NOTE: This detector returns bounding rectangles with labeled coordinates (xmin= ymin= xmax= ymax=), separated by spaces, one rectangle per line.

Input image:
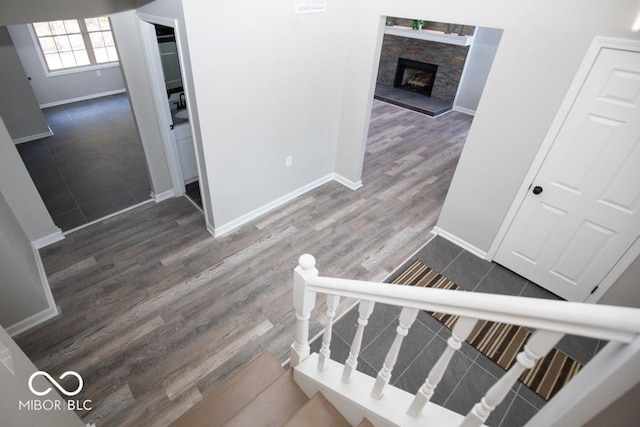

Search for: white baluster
xmin=290 ymin=254 xmax=318 ymax=367
xmin=317 ymin=294 xmax=341 ymax=372
xmin=371 ymin=307 xmax=419 ymax=399
xmin=460 ymin=330 xmax=564 ymax=427
xmin=342 ymin=300 xmax=375 ymax=384
xmin=408 ymin=316 xmax=477 ymax=417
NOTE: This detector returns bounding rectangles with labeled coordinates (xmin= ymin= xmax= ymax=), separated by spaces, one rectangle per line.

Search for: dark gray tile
xmin=519 ymin=282 xmax=562 ymax=300
xmin=474 ymin=351 xmax=507 ymax=381
xmin=436 ymin=321 xmax=483 ymax=360
xmin=474 ymin=265 xmax=528 ymax=295
xmin=556 ymin=334 xmax=599 ymax=365
xmin=444 ymin=363 xmax=515 ymax=427
xmin=414 ymin=235 xmax=463 ymax=272
xmin=79 ymin=190 xmax=137 ymax=222
xmin=314 ymin=333 xmax=378 ymax=378
xmin=441 ymin=251 xmax=493 ymax=290
xmin=333 ymin=303 xmax=401 ymax=351
xmin=394 ymin=334 xmax=474 ymax=406
xmin=53 ymin=208 xmax=86 ymax=231
xmin=499 ymin=394 xmax=538 ymax=427
xmin=416 ymin=310 xmax=443 ymax=334
xmin=361 ymin=318 xmax=436 ymax=377
xmin=515 ymin=382 xmax=547 ymax=410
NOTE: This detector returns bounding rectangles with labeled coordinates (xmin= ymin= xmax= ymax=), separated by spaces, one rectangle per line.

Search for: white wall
xmin=110 ymin=10 xmax=174 ymax=197
xmin=0 ymin=325 xmax=84 ymax=427
xmin=0 ymin=118 xmax=59 ymax=242
xmin=182 ymin=0 xmax=350 ymax=228
xmin=7 ymin=24 xmax=126 ymax=107
xmin=454 ymin=27 xmax=503 ymax=114
xmin=0 ymin=189 xmax=52 ymax=331
xmin=0 ymin=26 xmax=49 ymax=141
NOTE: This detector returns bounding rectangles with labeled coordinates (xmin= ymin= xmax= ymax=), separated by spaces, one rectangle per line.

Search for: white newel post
xmin=290 ymin=254 xmax=318 ymax=368
xmin=342 ymin=300 xmax=375 ymax=384
xmin=318 ymin=294 xmax=340 ymax=372
xmin=408 ymin=316 xmax=478 ymax=417
xmin=371 ymin=307 xmax=419 ymax=399
xmin=460 ymin=330 xmax=564 ymax=427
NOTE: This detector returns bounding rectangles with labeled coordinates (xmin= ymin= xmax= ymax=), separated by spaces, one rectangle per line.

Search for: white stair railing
xmin=290 ymin=254 xmax=640 ymax=427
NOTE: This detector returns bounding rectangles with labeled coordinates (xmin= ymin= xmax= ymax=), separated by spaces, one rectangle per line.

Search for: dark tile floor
xmin=312 ymin=235 xmax=604 ymax=426
xmin=185 ymin=180 xmax=202 ymax=209
xmin=17 ymin=93 xmax=152 ymax=231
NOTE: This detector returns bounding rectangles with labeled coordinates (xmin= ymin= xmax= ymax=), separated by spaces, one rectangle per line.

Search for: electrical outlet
xmin=286 ymin=156 xmax=292 ymax=167
xmin=96 ymin=70 xmax=102 ymax=77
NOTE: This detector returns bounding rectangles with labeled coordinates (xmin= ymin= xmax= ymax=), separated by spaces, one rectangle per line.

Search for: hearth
xmin=393 ymin=58 xmax=438 ymax=97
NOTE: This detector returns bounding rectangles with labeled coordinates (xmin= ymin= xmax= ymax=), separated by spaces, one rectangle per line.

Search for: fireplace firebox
xmin=393 ymin=58 xmax=438 ymax=97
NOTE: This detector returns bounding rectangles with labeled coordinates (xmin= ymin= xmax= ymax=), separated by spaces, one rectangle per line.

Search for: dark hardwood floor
xmin=15 ymin=100 xmax=472 ymax=426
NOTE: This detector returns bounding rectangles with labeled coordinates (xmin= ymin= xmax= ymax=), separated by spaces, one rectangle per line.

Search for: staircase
xmin=170 ymin=351 xmax=369 ymax=427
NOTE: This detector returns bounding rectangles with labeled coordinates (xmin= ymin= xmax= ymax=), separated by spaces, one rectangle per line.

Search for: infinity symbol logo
xmin=28 ymin=371 xmax=84 ymax=397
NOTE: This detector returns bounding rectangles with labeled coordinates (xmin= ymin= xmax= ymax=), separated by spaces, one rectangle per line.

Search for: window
xmin=32 ymin=17 xmax=118 ymax=72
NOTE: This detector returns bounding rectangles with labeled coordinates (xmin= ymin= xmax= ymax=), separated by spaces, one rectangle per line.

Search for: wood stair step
xmin=170 ymin=351 xmax=285 ymax=427
xmin=223 ymin=369 xmax=308 ymax=427
xmin=358 ymin=417 xmax=375 ymax=427
xmin=284 ymin=392 xmax=350 ymax=427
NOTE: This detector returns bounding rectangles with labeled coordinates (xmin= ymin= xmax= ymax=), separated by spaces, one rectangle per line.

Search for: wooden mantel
xmin=384 ymin=26 xmax=474 ymax=46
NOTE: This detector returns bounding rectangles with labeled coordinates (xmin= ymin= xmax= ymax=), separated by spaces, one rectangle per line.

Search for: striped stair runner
xmin=392 ymin=259 xmax=582 ymax=401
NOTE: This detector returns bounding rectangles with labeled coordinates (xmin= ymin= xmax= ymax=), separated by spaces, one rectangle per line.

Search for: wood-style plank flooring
xmin=15 ymin=101 xmax=472 ymax=426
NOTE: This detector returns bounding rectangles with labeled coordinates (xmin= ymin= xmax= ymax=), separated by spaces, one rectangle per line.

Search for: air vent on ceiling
xmin=295 ymin=0 xmax=326 ymax=14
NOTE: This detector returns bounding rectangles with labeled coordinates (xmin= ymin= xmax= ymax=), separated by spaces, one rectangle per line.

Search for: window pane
xmin=89 ymin=32 xmax=104 ymax=48
xmin=102 ymin=31 xmax=114 ymax=47
xmin=106 ymin=46 xmax=118 ymax=62
xmin=50 ymin=21 xmax=67 ymax=35
xmin=39 ymin=37 xmax=57 ymax=54
xmin=69 ymin=34 xmax=85 ymax=50
xmin=45 ymin=53 xmax=63 ymax=70
xmin=93 ymin=47 xmax=108 ymax=63
xmin=33 ymin=22 xmax=51 ymax=37
xmin=54 ymin=35 xmax=71 ymax=52
xmin=98 ymin=17 xmax=111 ymax=30
xmin=85 ymin=18 xmax=100 ymax=32
xmin=63 ymin=20 xmax=80 ymax=33
xmin=60 ymin=51 xmax=77 ymax=68
xmin=74 ymin=50 xmax=90 ymax=66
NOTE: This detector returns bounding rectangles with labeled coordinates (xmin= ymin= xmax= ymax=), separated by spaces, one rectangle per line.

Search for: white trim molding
xmin=39 ymin=89 xmax=126 ymax=109
xmin=214 ymin=174 xmax=335 ymax=237
xmin=32 ymin=228 xmax=65 ymax=249
xmin=332 ymin=173 xmax=363 ymax=190
xmin=7 ymin=245 xmax=60 ymax=337
xmin=432 ymin=226 xmax=489 ymax=260
xmin=13 ymin=127 xmax=53 ymax=144
xmin=452 ymin=106 xmax=476 ymax=116
xmin=152 ymin=189 xmax=175 ymax=203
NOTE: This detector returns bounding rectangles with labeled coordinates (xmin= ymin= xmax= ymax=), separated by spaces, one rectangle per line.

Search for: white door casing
xmin=494 ymin=43 xmax=640 ymax=302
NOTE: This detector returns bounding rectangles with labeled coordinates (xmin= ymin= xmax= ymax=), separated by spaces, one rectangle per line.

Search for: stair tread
xmin=170 ymin=351 xmax=285 ymax=427
xmin=358 ymin=418 xmax=375 ymax=427
xmin=284 ymin=393 xmax=350 ymax=427
xmin=223 ymin=369 xmax=308 ymax=427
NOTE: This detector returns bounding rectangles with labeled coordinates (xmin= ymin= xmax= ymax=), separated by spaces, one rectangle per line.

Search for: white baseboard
xmin=32 ymin=228 xmax=65 ymax=249
xmin=452 ymin=106 xmax=476 ymax=116
xmin=332 ymin=173 xmax=363 ymax=190
xmin=7 ymin=245 xmax=60 ymax=337
xmin=13 ymin=127 xmax=54 ymax=144
xmin=432 ymin=226 xmax=489 ymax=260
xmin=214 ymin=174 xmax=335 ymax=237
xmin=152 ymin=189 xmax=175 ymax=203
xmin=39 ymin=89 xmax=127 ymax=109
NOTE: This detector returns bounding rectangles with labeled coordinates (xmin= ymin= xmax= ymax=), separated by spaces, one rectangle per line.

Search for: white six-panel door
xmin=495 ymin=46 xmax=640 ymax=301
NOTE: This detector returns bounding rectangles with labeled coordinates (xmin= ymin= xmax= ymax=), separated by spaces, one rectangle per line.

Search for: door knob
xmin=532 ymin=186 xmax=543 ymax=195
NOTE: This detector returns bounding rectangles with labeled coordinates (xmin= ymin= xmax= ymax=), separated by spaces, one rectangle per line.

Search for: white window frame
xmin=28 ymin=17 xmax=120 ymax=77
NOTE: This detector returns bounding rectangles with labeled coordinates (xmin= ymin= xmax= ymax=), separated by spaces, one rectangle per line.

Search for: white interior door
xmin=495 ymin=47 xmax=640 ymax=301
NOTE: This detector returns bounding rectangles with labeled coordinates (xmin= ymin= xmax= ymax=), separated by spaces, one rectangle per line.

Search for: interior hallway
xmin=17 ymin=93 xmax=151 ymax=231
xmin=15 ymin=100 xmax=472 ymax=426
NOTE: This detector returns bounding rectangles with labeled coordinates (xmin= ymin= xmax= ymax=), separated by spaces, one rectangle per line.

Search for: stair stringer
xmin=294 ymin=353 xmax=470 ymax=427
